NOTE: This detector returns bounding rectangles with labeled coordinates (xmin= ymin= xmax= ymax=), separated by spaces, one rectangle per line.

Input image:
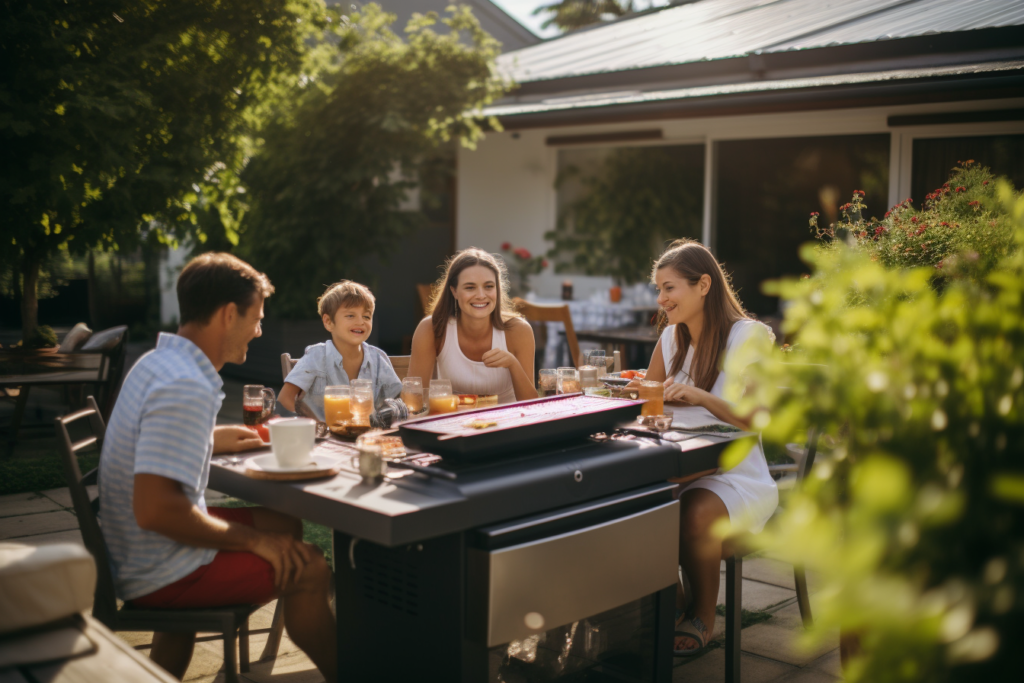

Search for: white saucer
xmin=247 ymin=453 xmax=341 ymax=474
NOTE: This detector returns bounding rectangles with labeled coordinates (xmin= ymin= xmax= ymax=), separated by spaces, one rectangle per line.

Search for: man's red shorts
xmin=132 ymin=507 xmax=277 ymax=609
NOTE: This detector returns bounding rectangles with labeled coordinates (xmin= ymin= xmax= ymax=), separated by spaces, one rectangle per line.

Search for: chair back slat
xmin=280 ymin=353 xmax=298 ymax=382
xmin=416 ymin=284 xmax=434 ymax=317
xmin=388 ymin=355 xmax=411 ymax=381
xmin=55 ymin=396 xmax=119 ymax=624
xmin=512 ymin=298 xmax=582 ymax=368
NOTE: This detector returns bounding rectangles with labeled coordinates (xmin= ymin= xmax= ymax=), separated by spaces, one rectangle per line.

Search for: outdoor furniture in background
xmin=55 ymin=396 xmax=284 ymax=680
xmin=720 ymin=428 xmax=818 ymax=683
xmin=574 ymin=324 xmax=660 ymax=371
xmin=513 ymin=297 xmax=582 ymax=369
xmin=388 ymin=355 xmax=411 ymax=380
xmin=416 ymin=283 xmax=433 ymax=317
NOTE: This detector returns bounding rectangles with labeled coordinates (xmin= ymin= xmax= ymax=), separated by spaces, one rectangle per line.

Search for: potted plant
xmin=500 ymin=243 xmax=548 ymax=299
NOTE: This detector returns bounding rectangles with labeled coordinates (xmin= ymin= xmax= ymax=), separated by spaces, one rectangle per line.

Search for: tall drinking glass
xmin=639 ymin=380 xmax=664 ymax=417
xmin=428 ymin=379 xmax=458 ymax=415
xmin=351 ymin=383 xmax=373 ymax=424
xmin=538 ymin=369 xmax=557 ymax=397
xmin=400 ymin=377 xmax=425 ymax=414
xmin=556 ymin=367 xmax=580 ymax=395
xmin=323 ymin=385 xmax=352 ymax=426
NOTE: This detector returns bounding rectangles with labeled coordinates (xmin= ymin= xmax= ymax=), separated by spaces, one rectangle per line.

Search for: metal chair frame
xmin=55 ymin=397 xmax=277 ymax=682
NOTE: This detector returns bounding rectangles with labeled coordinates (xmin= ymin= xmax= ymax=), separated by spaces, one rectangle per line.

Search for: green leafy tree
xmin=1 ymin=0 xmax=331 ymax=340
xmin=235 ymin=4 xmax=507 ymax=317
xmin=533 ymin=0 xmax=632 ymax=32
xmin=724 ymin=175 xmax=1024 ymax=681
xmin=545 ymin=145 xmax=704 ymax=284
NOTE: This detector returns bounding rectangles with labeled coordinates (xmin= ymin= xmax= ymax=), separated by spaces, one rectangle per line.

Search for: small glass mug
xmin=586 ymin=350 xmax=607 ymax=373
xmin=428 ymin=379 xmax=458 ymax=415
xmin=400 ymin=377 xmax=425 ymax=414
xmin=354 ymin=441 xmax=383 ymax=483
xmin=323 ymin=385 xmax=352 ymax=426
xmin=639 ymin=380 xmax=665 ymax=417
xmin=556 ymin=367 xmax=580 ymax=395
xmin=243 ymin=385 xmax=275 ymax=426
xmin=538 ymin=368 xmax=557 ymax=397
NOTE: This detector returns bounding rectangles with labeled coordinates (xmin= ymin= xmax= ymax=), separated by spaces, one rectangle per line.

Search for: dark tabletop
xmin=573 ymin=325 xmax=660 ymax=346
xmin=208 ymin=427 xmax=753 ymax=547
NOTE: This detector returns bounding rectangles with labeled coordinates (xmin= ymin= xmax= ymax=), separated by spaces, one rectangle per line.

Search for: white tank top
xmin=436 ymin=317 xmax=517 ymax=404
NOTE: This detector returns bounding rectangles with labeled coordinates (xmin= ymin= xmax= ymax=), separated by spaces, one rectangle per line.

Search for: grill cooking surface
xmin=398 ymin=394 xmax=644 ymax=461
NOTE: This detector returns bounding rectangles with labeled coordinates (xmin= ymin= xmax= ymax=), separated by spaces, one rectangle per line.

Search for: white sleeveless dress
xmin=662 ymin=319 xmax=779 ymax=534
xmin=436 ymin=317 xmax=518 ymax=404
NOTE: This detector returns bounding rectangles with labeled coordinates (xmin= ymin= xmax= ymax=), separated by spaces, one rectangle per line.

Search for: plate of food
xmin=599 ymin=369 xmax=647 ymax=386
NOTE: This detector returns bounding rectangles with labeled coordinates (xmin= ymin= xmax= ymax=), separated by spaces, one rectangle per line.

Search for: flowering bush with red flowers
xmin=810 ymin=162 xmax=1020 ymax=278
xmin=499 ymin=242 xmax=548 ymax=297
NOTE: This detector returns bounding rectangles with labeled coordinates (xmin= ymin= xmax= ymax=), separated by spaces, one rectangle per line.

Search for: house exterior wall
xmin=457 ymin=97 xmax=1024 ymax=301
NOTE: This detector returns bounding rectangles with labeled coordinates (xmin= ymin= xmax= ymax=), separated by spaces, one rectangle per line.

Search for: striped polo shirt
xmin=98 ymin=333 xmax=223 ymax=600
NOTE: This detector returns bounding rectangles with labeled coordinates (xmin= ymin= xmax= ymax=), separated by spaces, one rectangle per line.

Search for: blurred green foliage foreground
xmin=722 ymin=167 xmax=1024 ymax=681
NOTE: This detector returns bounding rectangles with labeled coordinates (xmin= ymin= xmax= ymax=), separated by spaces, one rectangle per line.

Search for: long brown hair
xmin=652 ymin=239 xmax=749 ymax=391
xmin=429 ymin=248 xmax=521 ymax=347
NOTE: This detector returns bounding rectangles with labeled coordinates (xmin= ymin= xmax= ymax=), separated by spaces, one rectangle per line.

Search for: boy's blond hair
xmin=317 ymin=281 xmax=375 ymax=320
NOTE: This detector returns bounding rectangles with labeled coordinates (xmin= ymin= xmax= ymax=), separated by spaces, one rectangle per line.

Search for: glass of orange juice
xmin=400 ymin=377 xmax=425 ymax=414
xmin=428 ymin=379 xmax=458 ymax=415
xmin=639 ymin=380 xmax=664 ymax=417
xmin=323 ymin=385 xmax=351 ymax=426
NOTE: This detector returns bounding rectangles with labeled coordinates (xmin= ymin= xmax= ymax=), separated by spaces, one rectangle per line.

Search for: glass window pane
xmin=716 ymin=134 xmax=890 ymax=315
xmin=551 ymin=144 xmax=705 ymax=284
xmin=912 ymin=135 xmax=1024 ymax=206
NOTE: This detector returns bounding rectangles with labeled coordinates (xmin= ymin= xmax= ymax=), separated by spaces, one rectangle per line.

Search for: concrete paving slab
xmin=673 ymin=648 xmax=796 ymax=682
xmin=741 ymin=604 xmax=839 ymax=667
xmin=0 ymin=492 xmax=62 ymax=517
xmin=808 ymin=647 xmax=842 ymax=678
xmin=15 ymin=528 xmax=83 ymax=547
xmin=242 ymin=649 xmax=323 ymax=682
xmin=767 ymin=667 xmax=842 ymax=682
xmin=715 ymin=575 xmax=797 ymax=612
xmin=0 ymin=509 xmax=78 ymax=539
xmin=41 ymin=485 xmax=97 ymax=509
xmin=744 ymin=556 xmax=797 ymax=590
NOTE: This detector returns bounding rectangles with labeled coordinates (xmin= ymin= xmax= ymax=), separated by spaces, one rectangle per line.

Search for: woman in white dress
xmin=642 ymin=239 xmax=778 ymax=656
xmin=408 ymin=248 xmax=537 ymax=403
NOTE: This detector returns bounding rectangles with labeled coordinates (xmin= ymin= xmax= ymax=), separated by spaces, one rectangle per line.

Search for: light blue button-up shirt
xmin=284 ymin=340 xmax=402 ymax=421
xmin=99 ymin=333 xmax=222 ymax=600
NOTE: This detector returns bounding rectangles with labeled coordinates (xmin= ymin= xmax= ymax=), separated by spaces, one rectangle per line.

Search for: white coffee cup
xmin=268 ymin=418 xmax=316 ymax=469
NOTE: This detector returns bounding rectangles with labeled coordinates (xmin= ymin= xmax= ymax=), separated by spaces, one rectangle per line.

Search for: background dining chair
xmin=56 ymin=397 xmax=285 ymax=679
xmin=512 ymin=298 xmax=582 ymax=369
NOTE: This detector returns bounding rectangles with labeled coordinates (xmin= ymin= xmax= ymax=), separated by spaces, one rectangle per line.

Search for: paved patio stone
xmin=15 ymin=528 xmax=83 ymax=547
xmin=740 ymin=604 xmax=840 ymax=667
xmin=0 ymin=509 xmax=78 ymax=539
xmin=715 ymin=575 xmax=797 ymax=612
xmin=673 ymin=647 xmax=797 ymax=682
xmin=768 ymin=667 xmax=842 ymax=682
xmin=808 ymin=648 xmax=842 ymax=677
xmin=41 ymin=485 xmax=98 ymax=509
xmin=743 ymin=556 xmax=799 ymax=590
xmin=242 ymin=649 xmax=323 ymax=682
xmin=0 ymin=491 xmax=62 ymax=517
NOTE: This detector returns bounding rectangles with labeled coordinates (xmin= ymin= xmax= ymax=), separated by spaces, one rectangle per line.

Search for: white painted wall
xmin=457 ymin=97 xmax=1024 ymax=299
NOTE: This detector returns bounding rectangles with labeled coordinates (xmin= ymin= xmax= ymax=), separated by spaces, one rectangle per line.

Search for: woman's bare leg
xmin=675 ymin=488 xmax=729 ymax=650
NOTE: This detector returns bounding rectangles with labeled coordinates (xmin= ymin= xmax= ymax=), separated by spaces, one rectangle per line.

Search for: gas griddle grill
xmin=209 ymin=397 xmax=748 ymax=682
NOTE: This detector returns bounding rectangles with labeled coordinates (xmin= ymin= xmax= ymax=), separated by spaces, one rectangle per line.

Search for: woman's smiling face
xmin=452 ymin=265 xmax=497 ymax=320
xmin=655 ymin=266 xmax=709 ymax=327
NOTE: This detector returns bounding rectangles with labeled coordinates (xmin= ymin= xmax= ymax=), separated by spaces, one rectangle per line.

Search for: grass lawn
xmin=0 ymin=449 xmax=99 ymax=496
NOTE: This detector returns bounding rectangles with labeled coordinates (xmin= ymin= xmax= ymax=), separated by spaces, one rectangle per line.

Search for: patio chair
xmin=78 ymin=325 xmax=129 ymax=419
xmin=55 ymin=397 xmax=281 ymax=682
xmin=416 ymin=283 xmax=434 ymax=317
xmin=720 ymin=427 xmax=818 ymax=683
xmin=512 ymin=298 xmax=582 ymax=368
xmin=388 ymin=355 xmax=411 ymax=380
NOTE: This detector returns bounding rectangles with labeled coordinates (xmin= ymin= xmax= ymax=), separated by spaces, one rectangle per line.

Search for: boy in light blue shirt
xmin=278 ymin=280 xmax=401 ymax=421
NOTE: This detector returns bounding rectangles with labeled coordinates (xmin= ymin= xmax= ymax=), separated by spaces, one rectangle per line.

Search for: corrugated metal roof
xmin=482 ymin=59 xmax=1024 ymax=117
xmin=497 ymin=0 xmax=1024 ymax=83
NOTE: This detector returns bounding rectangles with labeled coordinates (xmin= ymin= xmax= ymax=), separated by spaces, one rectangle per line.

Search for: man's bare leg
xmin=250 ymin=508 xmax=337 ymax=682
xmin=150 ymin=632 xmax=196 ymax=680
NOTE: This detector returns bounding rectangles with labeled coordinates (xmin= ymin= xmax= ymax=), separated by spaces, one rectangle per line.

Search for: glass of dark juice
xmin=243 ymin=384 xmax=276 ymax=426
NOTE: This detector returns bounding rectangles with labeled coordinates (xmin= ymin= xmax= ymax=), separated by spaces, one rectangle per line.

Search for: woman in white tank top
xmin=408 ymin=249 xmax=537 ymax=404
xmin=644 ymin=239 xmax=778 ymax=658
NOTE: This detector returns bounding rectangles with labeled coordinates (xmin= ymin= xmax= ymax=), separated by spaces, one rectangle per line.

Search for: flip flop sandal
xmin=674 ymin=616 xmax=708 ymax=657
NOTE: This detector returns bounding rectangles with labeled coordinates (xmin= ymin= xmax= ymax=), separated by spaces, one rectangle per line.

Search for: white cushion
xmin=0 ymin=543 xmax=96 ymax=634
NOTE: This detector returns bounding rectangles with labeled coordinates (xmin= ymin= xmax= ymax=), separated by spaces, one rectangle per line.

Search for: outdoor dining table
xmin=573 ymin=324 xmax=661 ymax=369
xmin=207 ymin=420 xmax=754 ymax=682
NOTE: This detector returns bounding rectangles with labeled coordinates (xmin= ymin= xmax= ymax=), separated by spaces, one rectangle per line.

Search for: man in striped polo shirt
xmin=99 ymin=253 xmax=336 ymax=681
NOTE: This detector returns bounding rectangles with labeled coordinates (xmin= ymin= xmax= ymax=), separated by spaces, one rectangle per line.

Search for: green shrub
xmin=26 ymin=325 xmax=58 ymax=349
xmin=811 ymin=162 xmax=1017 ymax=279
xmin=723 ymin=179 xmax=1024 ymax=681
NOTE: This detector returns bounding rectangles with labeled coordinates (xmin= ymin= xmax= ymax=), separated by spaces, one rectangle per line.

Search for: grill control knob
xmin=573 ymin=469 xmax=583 ymax=482
xmin=524 ymin=612 xmax=545 ymax=630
